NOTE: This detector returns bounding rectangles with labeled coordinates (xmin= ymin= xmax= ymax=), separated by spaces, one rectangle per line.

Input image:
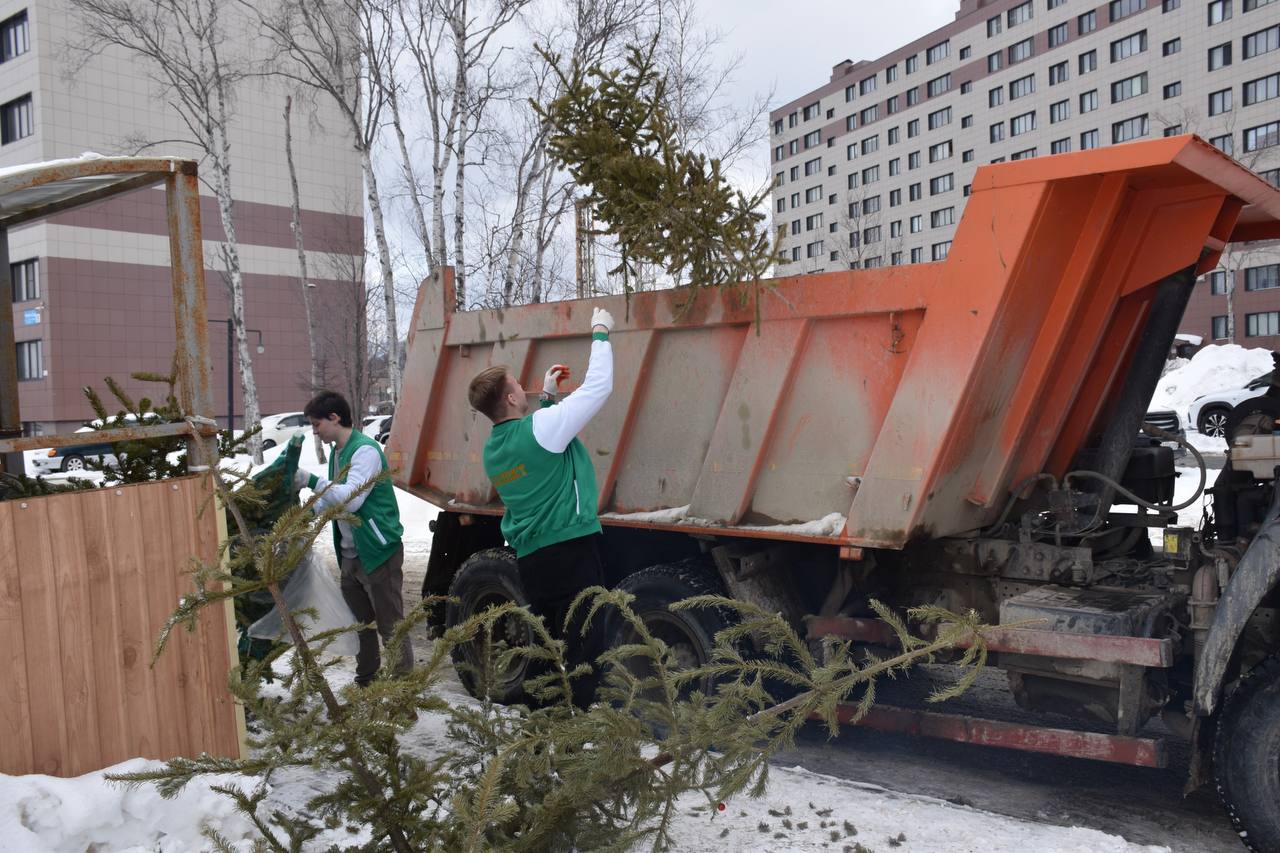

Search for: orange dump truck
xmin=389 ymin=136 xmax=1280 ymax=846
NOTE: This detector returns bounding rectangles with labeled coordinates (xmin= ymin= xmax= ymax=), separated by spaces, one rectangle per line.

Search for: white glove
xmin=591 ymin=306 xmax=614 ymax=333
xmin=543 ymin=364 xmax=569 ymax=395
xmin=293 ymin=468 xmax=310 ymax=491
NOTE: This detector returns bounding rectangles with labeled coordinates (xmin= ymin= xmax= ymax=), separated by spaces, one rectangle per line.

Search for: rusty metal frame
xmin=0 ymin=156 xmax=217 ymax=471
xmin=807 ymin=616 xmax=1174 ymax=668
xmin=826 ymin=704 xmax=1167 ymax=768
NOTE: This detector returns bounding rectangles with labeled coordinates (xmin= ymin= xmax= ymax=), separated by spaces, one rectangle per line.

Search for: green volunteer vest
xmin=309 ymin=429 xmax=403 ymax=572
xmin=484 ymin=403 xmax=602 ymax=558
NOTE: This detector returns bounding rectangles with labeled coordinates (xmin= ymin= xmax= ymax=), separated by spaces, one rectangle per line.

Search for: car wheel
xmin=60 ymin=455 xmax=86 ymax=472
xmin=261 ymin=439 xmax=277 ymax=450
xmin=1198 ymin=406 xmax=1231 ymax=439
xmin=445 ymin=548 xmax=534 ymax=704
xmin=1214 ymin=656 xmax=1280 ymax=852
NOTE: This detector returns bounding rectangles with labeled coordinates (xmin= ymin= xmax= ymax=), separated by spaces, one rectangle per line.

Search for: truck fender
xmin=1194 ymin=511 xmax=1280 ymax=717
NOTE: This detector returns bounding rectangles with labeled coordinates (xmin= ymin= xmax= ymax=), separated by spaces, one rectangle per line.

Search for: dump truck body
xmin=390 ymin=137 xmax=1280 ymax=847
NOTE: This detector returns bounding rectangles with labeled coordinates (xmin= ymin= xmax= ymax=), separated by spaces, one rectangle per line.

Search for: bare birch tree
xmin=66 ymin=0 xmax=266 ymax=460
xmin=243 ymin=0 xmax=404 ymax=403
xmin=284 ymin=94 xmax=322 ymax=392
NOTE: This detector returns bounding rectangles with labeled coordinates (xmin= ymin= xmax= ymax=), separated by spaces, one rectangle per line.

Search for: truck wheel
xmin=613 ymin=559 xmax=733 ymax=694
xmin=1214 ymin=655 xmax=1280 ymax=852
xmin=60 ymin=454 xmax=86 ymax=472
xmin=1198 ymin=406 xmax=1230 ymax=438
xmin=445 ymin=548 xmax=532 ymax=704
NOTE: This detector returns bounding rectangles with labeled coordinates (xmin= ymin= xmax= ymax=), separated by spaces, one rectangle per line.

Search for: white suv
xmin=1189 ymin=372 xmax=1274 ymax=437
xmin=259 ymin=412 xmax=309 ymax=449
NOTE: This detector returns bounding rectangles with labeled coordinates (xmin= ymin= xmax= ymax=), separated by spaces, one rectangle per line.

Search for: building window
xmin=804 ymin=157 xmax=822 ymax=176
xmin=1050 ymin=100 xmax=1070 ymax=123
xmin=1010 ymin=74 xmax=1035 ymax=100
xmin=861 ymin=135 xmax=879 ymax=155
xmin=0 ymin=11 xmax=28 ymax=63
xmin=775 ymin=198 xmax=786 ymax=214
xmin=1078 ymin=10 xmax=1097 ymax=34
xmin=1079 ymin=50 xmax=1098 ymax=74
xmin=1051 ymin=137 xmax=1072 ymax=154
xmin=907 ymin=87 xmax=921 ymax=107
xmin=927 ymin=74 xmax=951 ymax=98
xmin=909 ymin=151 xmax=921 ymax=169
xmin=1111 ymin=72 xmax=1148 ymax=103
xmin=1049 ymin=23 xmax=1069 ymax=48
xmin=988 ymin=51 xmax=1003 ymax=72
xmin=1245 ymin=72 xmax=1280 ymax=105
xmin=932 ymin=241 xmax=952 ymax=261
xmin=910 ymin=215 xmax=923 ymax=233
xmin=863 ymin=226 xmax=881 ymax=244
xmin=1163 ymin=38 xmax=1181 ymax=56
xmin=930 ymin=207 xmax=955 ymax=228
xmin=910 ymin=182 xmax=922 ymax=201
xmin=846 ymin=115 xmax=858 ymax=132
xmin=1112 ymin=113 xmax=1150 ymax=143
xmin=860 ymin=75 xmax=877 ymax=96
xmin=1049 ymin=0 xmax=1067 ymax=7
xmin=1212 ymin=316 xmax=1229 ymax=339
xmin=0 ymin=94 xmax=32 ymax=145
xmin=887 ymin=96 xmax=899 ymax=115
xmin=1110 ymin=0 xmax=1147 ymax=22
xmin=963 ymin=149 xmax=975 ymax=162
xmin=911 ymin=247 xmax=924 ymax=263
xmin=889 ymin=187 xmax=902 ymax=206
xmin=926 ymin=40 xmax=950 ymax=64
xmin=862 ymin=165 xmax=880 ymax=185
xmin=961 ymin=114 xmax=973 ymax=129
xmin=1080 ymin=89 xmax=1100 ymax=112
xmin=805 ymin=185 xmax=823 ymax=203
xmin=908 ymin=118 xmax=920 ymax=138
xmin=845 ymin=86 xmax=856 ymax=103
xmin=789 ymin=139 xmax=799 ymax=155
xmin=1208 ymin=0 xmax=1233 ymax=23
xmin=929 ymin=173 xmax=955 ymax=195
xmin=1010 ymin=147 xmax=1037 ymax=160
xmin=1208 ymin=42 xmax=1232 ymax=70
xmin=1008 ymin=1 xmax=1034 ymax=26
xmin=1081 ymin=128 xmax=1100 ymax=149
xmin=928 ymin=106 xmax=952 ymax=130
xmin=1164 ymin=124 xmax=1183 ymax=136
xmin=803 ymin=130 xmax=821 ymax=148
xmin=1209 ymin=88 xmax=1234 ymax=115
xmin=1246 ymin=264 xmax=1280 ymax=291
xmin=1164 ymin=0 xmax=1181 ymax=9
xmin=806 ymin=213 xmax=824 ymax=231
xmin=1164 ymin=81 xmax=1182 ymax=99
xmin=1245 ymin=120 xmax=1280 ymax=151
xmin=888 ymin=127 xmax=901 ymax=146
xmin=1245 ymin=0 xmax=1276 ymax=9
xmin=1210 ymin=270 xmax=1230 ymax=294
xmin=886 ymin=64 xmax=899 ymax=83
xmin=1008 ymin=37 xmax=1034 ymax=64
xmin=989 ymin=86 xmax=1004 ymax=108
xmin=1211 ymin=133 xmax=1235 ymax=154
xmin=802 ymin=101 xmax=821 ymax=121
xmin=987 ymin=15 xmax=1002 ymax=36
xmin=906 ymin=54 xmax=918 ymax=74
xmin=790 ymin=166 xmax=801 ymax=182
xmin=960 ymin=46 xmax=971 ymax=60
xmin=10 ymin=258 xmax=37 ymax=302
xmin=1011 ymin=111 xmax=1036 ymax=136
xmin=860 ymin=105 xmax=878 ymax=125
xmin=16 ymin=339 xmax=41 ymax=380
xmin=990 ymin=122 xmax=1005 ymax=143
xmin=929 ymin=140 xmax=953 ymax=162
xmin=1111 ymin=31 xmax=1148 ymax=62
xmin=1247 ymin=311 xmax=1280 ymax=336
xmin=1049 ymin=62 xmax=1069 ymax=85
xmin=891 ymin=251 xmax=903 ymax=265
xmin=1243 ymin=25 xmax=1280 ymax=58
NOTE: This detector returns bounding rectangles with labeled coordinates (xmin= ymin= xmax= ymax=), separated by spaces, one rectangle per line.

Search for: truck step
xmin=807 ymin=616 xmax=1174 ymax=667
xmin=823 ymin=703 xmax=1167 ymax=768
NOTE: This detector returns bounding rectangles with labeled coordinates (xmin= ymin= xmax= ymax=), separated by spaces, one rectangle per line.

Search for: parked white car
xmin=1188 ymin=372 xmax=1274 ymax=437
xmin=362 ymin=414 xmax=391 ymax=437
xmin=259 ymin=411 xmax=309 ymax=449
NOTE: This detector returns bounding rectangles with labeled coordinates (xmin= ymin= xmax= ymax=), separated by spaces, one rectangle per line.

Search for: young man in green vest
xmin=468 ymin=307 xmax=614 ymax=706
xmin=297 ymin=391 xmax=412 ymax=686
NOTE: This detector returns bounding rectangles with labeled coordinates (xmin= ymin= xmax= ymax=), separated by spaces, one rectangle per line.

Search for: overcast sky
xmin=693 ymin=0 xmax=960 ymax=174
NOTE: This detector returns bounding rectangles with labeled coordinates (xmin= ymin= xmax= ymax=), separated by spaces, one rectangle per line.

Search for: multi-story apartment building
xmin=770 ymin=0 xmax=1280 ymax=349
xmin=4 ymin=0 xmax=364 ymax=435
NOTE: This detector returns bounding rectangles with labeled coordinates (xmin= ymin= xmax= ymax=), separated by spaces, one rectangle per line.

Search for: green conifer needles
xmin=534 ymin=41 xmax=777 ymax=310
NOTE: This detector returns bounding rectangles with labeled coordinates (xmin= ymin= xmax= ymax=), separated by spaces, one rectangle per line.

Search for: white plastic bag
xmin=248 ymin=548 xmax=361 ymax=656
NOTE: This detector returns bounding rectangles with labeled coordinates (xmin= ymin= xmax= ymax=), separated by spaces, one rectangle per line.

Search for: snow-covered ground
xmin=0 ymin=648 xmax=1170 ymax=853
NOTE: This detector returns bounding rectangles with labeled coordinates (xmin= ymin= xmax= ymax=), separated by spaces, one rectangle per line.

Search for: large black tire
xmin=1198 ymin=405 xmax=1232 ymax=439
xmin=1214 ymin=655 xmax=1280 ymax=852
xmin=262 ymin=439 xmax=277 ymax=450
xmin=612 ymin=559 xmax=733 ymax=694
xmin=60 ymin=454 xmax=86 ymax=472
xmin=445 ymin=548 xmax=534 ymax=704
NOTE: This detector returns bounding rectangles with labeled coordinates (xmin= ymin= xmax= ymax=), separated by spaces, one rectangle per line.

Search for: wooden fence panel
xmin=0 ymin=474 xmax=242 ymax=777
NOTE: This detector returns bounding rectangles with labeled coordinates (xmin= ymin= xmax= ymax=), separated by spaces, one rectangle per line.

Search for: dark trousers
xmin=340 ymin=544 xmax=414 ymax=685
xmin=517 ymin=534 xmax=607 ymax=707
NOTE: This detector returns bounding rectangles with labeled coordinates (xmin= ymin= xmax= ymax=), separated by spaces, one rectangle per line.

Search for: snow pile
xmin=1150 ymin=344 xmax=1274 ymax=417
xmin=0 ymin=759 xmax=259 ymax=852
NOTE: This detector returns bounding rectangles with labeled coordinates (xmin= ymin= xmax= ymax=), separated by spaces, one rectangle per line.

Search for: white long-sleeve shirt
xmin=310 ymin=443 xmax=381 ymax=558
xmin=530 ymin=337 xmax=613 ymax=453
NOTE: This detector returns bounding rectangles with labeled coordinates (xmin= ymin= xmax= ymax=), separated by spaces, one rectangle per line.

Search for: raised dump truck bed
xmin=390 ymin=136 xmax=1279 ymax=549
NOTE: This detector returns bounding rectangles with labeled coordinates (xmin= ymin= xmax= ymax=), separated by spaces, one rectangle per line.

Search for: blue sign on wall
xmin=22 ymin=309 xmax=39 ymax=326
